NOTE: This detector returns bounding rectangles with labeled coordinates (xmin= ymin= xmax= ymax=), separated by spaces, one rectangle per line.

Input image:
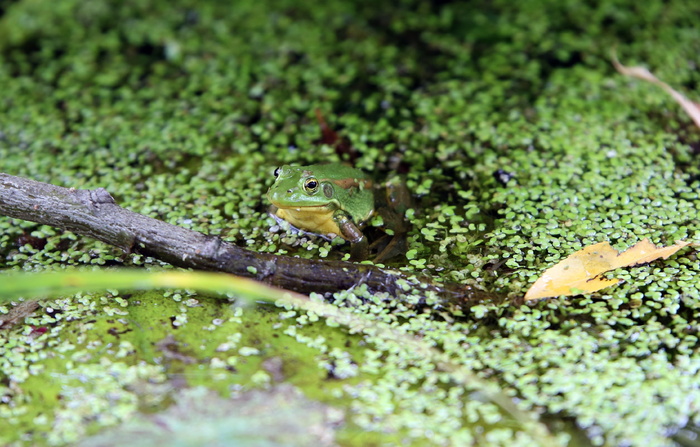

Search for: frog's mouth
xmin=272 ymin=204 xmax=330 ymax=212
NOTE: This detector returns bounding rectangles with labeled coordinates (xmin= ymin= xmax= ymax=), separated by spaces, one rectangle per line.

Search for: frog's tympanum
xmin=266 ymin=163 xmax=409 ymax=262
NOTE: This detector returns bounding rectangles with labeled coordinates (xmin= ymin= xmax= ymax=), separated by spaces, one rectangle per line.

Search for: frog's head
xmin=266 ymin=165 xmax=337 ymax=209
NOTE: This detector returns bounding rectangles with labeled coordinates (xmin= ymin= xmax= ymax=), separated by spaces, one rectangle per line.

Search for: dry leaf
xmin=612 ymin=51 xmax=700 ymax=129
xmin=525 ymin=238 xmax=691 ymax=300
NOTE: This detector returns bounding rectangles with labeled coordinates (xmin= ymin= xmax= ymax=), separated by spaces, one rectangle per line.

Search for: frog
xmin=266 ymin=163 xmax=410 ymax=262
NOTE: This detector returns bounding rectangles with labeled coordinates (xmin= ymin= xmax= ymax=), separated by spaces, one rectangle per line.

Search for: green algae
xmin=2 ymin=0 xmax=700 ymax=445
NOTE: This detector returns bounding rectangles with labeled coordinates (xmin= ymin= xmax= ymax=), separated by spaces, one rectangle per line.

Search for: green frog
xmin=266 ymin=163 xmax=410 ymax=262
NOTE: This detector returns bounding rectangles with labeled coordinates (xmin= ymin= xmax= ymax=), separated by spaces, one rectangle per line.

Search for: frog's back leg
xmin=371 ymin=178 xmax=412 ymax=263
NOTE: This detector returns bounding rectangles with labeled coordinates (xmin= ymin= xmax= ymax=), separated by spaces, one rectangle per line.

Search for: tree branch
xmin=0 ymin=173 xmax=493 ymax=309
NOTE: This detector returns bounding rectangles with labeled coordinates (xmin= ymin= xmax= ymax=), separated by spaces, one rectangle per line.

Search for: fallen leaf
xmin=525 ymin=238 xmax=691 ymax=300
xmin=613 ymin=238 xmax=690 ymax=266
xmin=314 ymin=108 xmax=359 ymax=164
xmin=612 ymin=51 xmax=700 ymax=129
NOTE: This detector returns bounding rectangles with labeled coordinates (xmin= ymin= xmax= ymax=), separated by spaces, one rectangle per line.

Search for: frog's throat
xmin=274 ymin=205 xmax=344 ymax=239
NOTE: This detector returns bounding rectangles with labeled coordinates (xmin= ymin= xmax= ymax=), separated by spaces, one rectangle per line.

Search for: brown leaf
xmin=525 ymin=239 xmax=691 ymax=300
xmin=314 ymin=108 xmax=359 ymax=164
xmin=612 ymin=52 xmax=700 ymax=129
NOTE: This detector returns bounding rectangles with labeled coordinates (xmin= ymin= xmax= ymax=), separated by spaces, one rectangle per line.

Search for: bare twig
xmin=0 ymin=173 xmax=492 ymax=309
xmin=0 ymin=299 xmax=39 ymax=329
xmin=611 ymin=50 xmax=700 ymax=128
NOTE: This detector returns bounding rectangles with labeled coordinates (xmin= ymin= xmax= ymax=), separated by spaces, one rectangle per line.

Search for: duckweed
xmin=3 ymin=0 xmax=700 ymax=445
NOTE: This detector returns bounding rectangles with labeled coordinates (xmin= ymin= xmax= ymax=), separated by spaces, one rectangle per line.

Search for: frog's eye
xmin=273 ymin=167 xmax=281 ymax=178
xmin=304 ymin=178 xmax=319 ymax=193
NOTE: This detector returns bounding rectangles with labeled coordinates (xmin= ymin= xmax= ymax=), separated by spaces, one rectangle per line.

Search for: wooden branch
xmin=0 ymin=173 xmax=493 ymax=309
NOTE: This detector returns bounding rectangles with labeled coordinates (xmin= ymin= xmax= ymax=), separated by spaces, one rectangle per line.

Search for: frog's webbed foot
xmin=349 ymin=236 xmax=369 ymax=262
xmin=369 ymin=202 xmax=410 ymax=263
xmin=370 ymin=233 xmax=407 ymax=264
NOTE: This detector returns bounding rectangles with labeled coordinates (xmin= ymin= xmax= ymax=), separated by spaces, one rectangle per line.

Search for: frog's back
xmin=310 ymin=163 xmax=374 ymax=223
xmin=341 ymin=183 xmax=375 ymax=224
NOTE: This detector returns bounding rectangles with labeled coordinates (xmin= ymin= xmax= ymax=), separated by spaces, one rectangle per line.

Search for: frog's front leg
xmin=333 ymin=211 xmax=369 ymax=261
